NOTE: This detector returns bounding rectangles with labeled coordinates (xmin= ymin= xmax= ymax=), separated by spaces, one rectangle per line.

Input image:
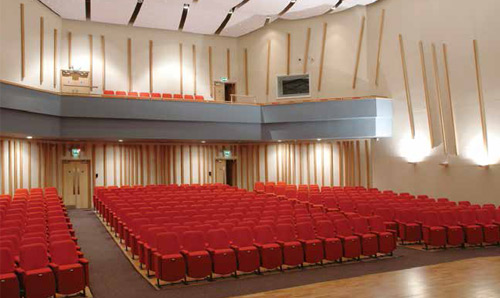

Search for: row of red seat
xmin=255 ymin=182 xmax=500 ymax=249
xmin=0 ymin=188 xmax=89 ymax=298
xmin=95 ymin=184 xmax=397 ymax=286
xmin=102 ymin=90 xmax=205 ymax=101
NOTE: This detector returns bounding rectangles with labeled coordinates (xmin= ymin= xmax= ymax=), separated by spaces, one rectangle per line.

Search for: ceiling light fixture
xmin=317 ymin=138 xmax=322 ymax=142
xmin=26 ymin=136 xmax=33 ymax=139
xmin=118 ymin=139 xmax=123 ymax=143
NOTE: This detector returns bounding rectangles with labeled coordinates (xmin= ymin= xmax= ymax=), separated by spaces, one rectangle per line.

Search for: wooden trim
xmin=68 ymin=32 xmax=72 ymax=68
xmin=442 ymin=44 xmax=458 ymax=156
xmin=0 ymin=140 xmax=4 ymax=194
xmin=113 ymin=145 xmax=117 ymax=185
xmin=313 ymin=143 xmax=317 ymax=184
xmin=399 ymin=34 xmax=415 ymax=139
xmin=356 ymin=140 xmax=361 ymax=186
xmin=172 ymin=146 xmax=177 ymax=184
xmin=103 ymin=144 xmax=107 ymax=187
xmin=145 ymin=145 xmax=150 ymax=185
xmin=8 ymin=141 xmax=12 ymax=194
xmin=20 ymin=142 xmax=24 ymax=188
xmin=306 ymin=144 xmax=311 ymax=184
xmin=127 ymin=38 xmax=132 ymax=92
xmin=374 ymin=9 xmax=385 ymax=86
xmin=364 ymin=140 xmax=371 ymax=188
xmin=352 ymin=16 xmax=365 ymax=89
xmin=91 ymin=144 xmax=96 ymax=188
xmin=179 ymin=43 xmax=183 ymax=94
xmin=119 ymin=145 xmax=123 ymax=186
xmin=256 ymin=145 xmax=260 ymax=182
xmin=226 ymin=48 xmax=231 ymax=79
xmin=53 ymin=29 xmax=57 ymax=88
xmin=431 ymin=43 xmax=448 ymax=155
xmin=89 ymin=35 xmax=93 ymax=92
xmin=286 ymin=33 xmax=291 ymax=75
xmin=303 ymin=28 xmax=311 ymax=74
xmin=14 ymin=141 xmax=18 ymax=190
xmin=244 ymin=48 xmax=249 ymax=95
xmin=208 ymin=47 xmax=213 ymax=97
xmin=473 ymin=40 xmax=489 ymax=156
xmin=189 ymin=145 xmax=193 ymax=184
xmin=266 ymin=40 xmax=271 ymax=96
xmin=419 ymin=41 xmax=434 ymax=147
xmin=140 ymin=145 xmax=144 ymax=185
xmin=192 ymin=45 xmax=197 ymax=95
xmin=20 ymin=4 xmax=25 ymax=80
xmin=321 ymin=143 xmax=325 ymax=186
xmin=149 ymin=40 xmax=153 ymax=93
xmin=197 ymin=145 xmax=201 ymax=183
xmin=249 ymin=146 xmax=253 ymax=189
xmin=101 ymin=35 xmax=106 ymax=91
xmin=330 ymin=142 xmax=334 ymax=186
xmin=317 ymin=23 xmax=327 ymax=92
xmin=276 ymin=144 xmax=280 ymax=182
xmin=40 ymin=17 xmax=44 ymax=84
xmin=298 ymin=143 xmax=302 ymax=184
xmin=338 ymin=142 xmax=343 ymax=187
xmin=180 ymin=146 xmax=184 ymax=184
xmin=245 ymin=146 xmax=250 ymax=189
xmin=264 ymin=144 xmax=268 ymax=182
xmin=28 ymin=142 xmax=32 ymax=189
xmin=38 ymin=142 xmax=42 ymax=188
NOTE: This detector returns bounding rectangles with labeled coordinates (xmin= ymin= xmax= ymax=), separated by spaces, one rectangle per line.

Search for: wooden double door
xmin=62 ymin=160 xmax=91 ymax=209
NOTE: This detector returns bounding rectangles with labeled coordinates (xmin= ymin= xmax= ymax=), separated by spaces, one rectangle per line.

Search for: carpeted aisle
xmin=68 ymin=209 xmax=500 ymax=298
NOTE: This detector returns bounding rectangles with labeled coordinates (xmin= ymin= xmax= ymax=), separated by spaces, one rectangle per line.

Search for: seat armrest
xmin=180 ymin=250 xmax=189 ymax=256
xmin=78 ymin=258 xmax=89 ymax=265
xmin=354 ymin=233 xmax=365 ymax=238
xmin=206 ymin=248 xmax=216 ymax=254
xmin=275 ymin=240 xmax=285 ymax=246
xmin=230 ymin=245 xmax=240 ymax=251
xmin=48 ymin=263 xmax=59 ymax=272
xmin=15 ymin=268 xmax=25 ymax=276
xmin=316 ymin=236 xmax=327 ymax=241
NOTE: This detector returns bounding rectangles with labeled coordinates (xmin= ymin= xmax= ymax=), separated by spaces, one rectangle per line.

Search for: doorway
xmin=62 ymin=160 xmax=91 ymax=209
xmin=215 ymin=159 xmax=237 ymax=186
xmin=224 ymin=83 xmax=236 ymax=102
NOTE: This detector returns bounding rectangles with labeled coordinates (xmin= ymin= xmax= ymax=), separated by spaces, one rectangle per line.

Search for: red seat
xmin=151 ymin=93 xmax=161 ymax=100
xmin=0 ymin=248 xmax=20 ymax=298
xmin=396 ymin=209 xmax=422 ymax=244
xmin=439 ymin=211 xmax=464 ymax=246
xmin=334 ymin=219 xmax=361 ymax=259
xmin=153 ymin=232 xmax=186 ymax=284
xmin=315 ymin=221 xmax=343 ymax=261
xmin=173 ymin=94 xmax=183 ymax=100
xmin=275 ymin=224 xmax=304 ymax=266
xmin=139 ymin=92 xmax=151 ymax=99
xmin=458 ymin=210 xmax=483 ymax=245
xmin=128 ymin=92 xmax=139 ymax=97
xmin=49 ymin=240 xmax=89 ymax=296
xmin=375 ymin=208 xmax=397 ymax=231
xmin=230 ymin=227 xmax=260 ymax=273
xmin=103 ymin=90 xmax=114 ymax=95
xmin=162 ymin=93 xmax=173 ymax=100
xmin=422 ymin=211 xmax=446 ymax=249
xmin=194 ymin=95 xmax=204 ymax=101
xmin=116 ymin=91 xmax=126 ymax=96
xmin=254 ymin=182 xmax=265 ymax=194
xmin=17 ymin=244 xmax=56 ymax=298
xmin=206 ymin=229 xmax=237 ymax=275
xmin=475 ymin=209 xmax=500 ymax=244
xmin=181 ymin=231 xmax=212 ymax=279
xmin=184 ymin=95 xmax=194 ymax=100
xmin=296 ymin=222 xmax=324 ymax=264
xmin=351 ymin=217 xmax=379 ymax=256
xmin=368 ymin=216 xmax=397 ymax=254
xmin=253 ymin=225 xmax=283 ymax=270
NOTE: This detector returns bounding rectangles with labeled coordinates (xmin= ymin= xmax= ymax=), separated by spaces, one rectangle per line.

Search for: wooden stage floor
xmin=234 ymin=256 xmax=500 ymax=298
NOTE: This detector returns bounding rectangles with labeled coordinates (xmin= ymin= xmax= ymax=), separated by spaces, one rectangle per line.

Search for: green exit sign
xmin=221 ymin=77 xmax=228 ymax=82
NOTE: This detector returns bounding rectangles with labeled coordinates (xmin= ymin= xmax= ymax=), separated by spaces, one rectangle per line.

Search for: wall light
xmin=278 ymin=140 xmax=282 ymax=143
xmin=465 ymin=134 xmax=500 ymax=167
xmin=26 ymin=136 xmax=33 ymax=139
xmin=201 ymin=140 xmax=206 ymax=144
xmin=399 ymin=136 xmax=431 ymax=163
xmin=317 ymin=138 xmax=322 ymax=141
xmin=118 ymin=139 xmax=123 ymax=143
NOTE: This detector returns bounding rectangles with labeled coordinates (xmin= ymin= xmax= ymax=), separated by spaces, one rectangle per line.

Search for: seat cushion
xmin=56 ymin=263 xmax=85 ymax=294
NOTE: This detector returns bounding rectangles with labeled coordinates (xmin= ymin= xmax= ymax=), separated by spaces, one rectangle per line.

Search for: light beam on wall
xmin=399 ymin=136 xmax=431 ymax=163
xmin=465 ymin=134 xmax=500 ymax=167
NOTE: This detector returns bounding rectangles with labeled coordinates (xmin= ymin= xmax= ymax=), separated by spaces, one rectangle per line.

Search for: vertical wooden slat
xmin=101 ymin=35 xmax=106 ymax=91
xmin=140 ymin=145 xmax=144 ymax=185
xmin=365 ymin=140 xmax=371 ymax=188
xmin=166 ymin=145 xmax=171 ymax=185
xmin=352 ymin=16 xmax=365 ymax=89
xmin=246 ymin=146 xmax=250 ymax=189
xmin=173 ymin=146 xmax=177 ymax=184
xmin=330 ymin=142 xmax=334 ymax=186
xmin=286 ymin=33 xmax=291 ymax=75
xmin=20 ymin=4 xmax=25 ymax=80
xmin=249 ymin=146 xmax=254 ymax=189
xmin=40 ymin=17 xmax=44 ymax=84
xmin=226 ymin=48 xmax=231 ymax=79
xmin=197 ymin=145 xmax=201 ymax=183
xmin=419 ymin=41 xmax=435 ymax=147
xmin=303 ymin=28 xmax=311 ymax=74
xmin=180 ymin=146 xmax=184 ymax=184
xmin=292 ymin=144 xmax=296 ymax=185
xmin=189 ymin=145 xmax=193 ymax=184
xmin=0 ymin=140 xmax=4 ymax=194
xmin=103 ymin=144 xmax=107 ymax=187
xmin=38 ymin=142 xmax=42 ymax=188
xmin=275 ymin=144 xmax=279 ymax=182
xmin=431 ymin=43 xmax=448 ymax=155
xmin=127 ymin=38 xmax=132 ymax=92
xmin=473 ymin=40 xmax=489 ymax=156
xmin=68 ymin=32 xmax=72 ymax=68
xmin=298 ymin=143 xmax=303 ymax=185
xmin=266 ymin=40 xmax=271 ymax=96
xmin=179 ymin=43 xmax=183 ymax=94
xmin=19 ymin=142 xmax=24 ymax=188
xmin=374 ymin=9 xmax=385 ymax=86
xmin=321 ymin=143 xmax=325 ymax=186
xmin=244 ymin=48 xmax=249 ymax=95
xmin=28 ymin=142 xmax=32 ymax=189
xmin=91 ymin=144 xmax=96 ymax=188
xmin=89 ymin=34 xmax=93 ymax=92
xmin=317 ymin=23 xmax=327 ymax=91
xmin=53 ymin=29 xmax=57 ymax=88
xmin=113 ymin=145 xmax=117 ymax=185
xmin=442 ymin=44 xmax=458 ymax=155
xmin=145 ymin=145 xmax=150 ymax=185
xmin=356 ymin=140 xmax=361 ymax=186
xmin=8 ymin=141 xmax=12 ymax=194
xmin=338 ymin=142 xmax=344 ymax=187
xmin=208 ymin=47 xmax=213 ymax=98
xmin=119 ymin=145 xmax=123 ymax=186
xmin=256 ymin=145 xmax=261 ymax=182
xmin=149 ymin=40 xmax=153 ymax=94
xmin=14 ymin=141 xmax=18 ymax=190
xmin=192 ymin=45 xmax=197 ymax=95
xmin=399 ymin=34 xmax=416 ymax=139
xmin=306 ymin=144 xmax=311 ymax=185
xmin=313 ymin=143 xmax=317 ymax=184
xmin=264 ymin=144 xmax=268 ymax=182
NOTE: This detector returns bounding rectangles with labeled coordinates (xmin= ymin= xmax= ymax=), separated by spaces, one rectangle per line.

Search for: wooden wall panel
xmin=101 ymin=36 xmax=106 ymax=91
xmin=149 ymin=41 xmax=153 ymax=93
xmin=399 ymin=34 xmax=416 ymax=139
xmin=352 ymin=16 xmax=365 ymax=89
xmin=317 ymin=23 xmax=327 ymax=92
xmin=303 ymin=28 xmax=311 ymax=74
xmin=20 ymin=4 xmax=25 ymax=80
xmin=244 ymin=48 xmax=249 ymax=95
xmin=442 ymin=44 xmax=458 ymax=155
xmin=127 ymin=38 xmax=132 ymax=92
xmin=40 ymin=17 xmax=44 ymax=84
xmin=266 ymin=41 xmax=271 ymax=96
xmin=419 ymin=41 xmax=434 ymax=147
xmin=374 ymin=9 xmax=385 ymax=86
xmin=431 ymin=44 xmax=448 ymax=155
xmin=473 ymin=40 xmax=489 ymax=155
xmin=53 ymin=30 xmax=58 ymax=88
xmin=286 ymin=33 xmax=291 ymax=75
xmin=179 ymin=43 xmax=183 ymax=94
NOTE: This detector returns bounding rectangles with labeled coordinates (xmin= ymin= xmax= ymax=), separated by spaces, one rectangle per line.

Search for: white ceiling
xmin=41 ymin=0 xmax=378 ymax=37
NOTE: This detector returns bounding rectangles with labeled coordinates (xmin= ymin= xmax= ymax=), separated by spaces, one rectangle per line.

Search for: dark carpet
xmin=68 ymin=209 xmax=500 ymax=298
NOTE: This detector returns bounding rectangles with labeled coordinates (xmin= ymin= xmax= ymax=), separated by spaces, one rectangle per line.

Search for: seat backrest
xmin=231 ymin=227 xmax=254 ymax=247
xmin=162 ymin=93 xmax=172 ymax=99
xmin=156 ymin=232 xmax=181 ymax=255
xmin=103 ymin=90 xmax=114 ymax=95
xmin=173 ymin=94 xmax=183 ymax=99
xmin=439 ymin=210 xmax=457 ymax=226
xmin=315 ymin=220 xmax=336 ymax=238
xmin=20 ymin=243 xmax=49 ymax=270
xmin=334 ymin=219 xmax=353 ymax=236
xmin=0 ymin=248 xmax=15 ymax=273
xmin=182 ymin=231 xmax=206 ymax=251
xmin=207 ymin=229 xmax=230 ymax=249
xmin=253 ymin=225 xmax=275 ymax=244
xmin=459 ymin=210 xmax=476 ymax=225
xmin=423 ymin=211 xmax=441 ymax=226
xmin=368 ymin=215 xmax=386 ymax=232
xmin=50 ymin=240 xmax=79 ymax=265
xmin=475 ymin=209 xmax=493 ymax=224
xmin=184 ymin=95 xmax=194 ymax=100
xmin=296 ymin=222 xmax=315 ymax=240
xmin=351 ymin=217 xmax=370 ymax=234
xmin=275 ymin=224 xmax=296 ymax=242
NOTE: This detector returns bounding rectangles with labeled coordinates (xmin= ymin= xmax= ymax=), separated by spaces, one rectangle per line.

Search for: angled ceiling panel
xmin=280 ymin=0 xmax=331 ymax=20
xmin=41 ymin=0 xmax=86 ymax=21
xmin=182 ymin=0 xmax=241 ymax=35
xmin=133 ymin=0 xmax=191 ymax=31
xmin=91 ymin=0 xmax=138 ymax=25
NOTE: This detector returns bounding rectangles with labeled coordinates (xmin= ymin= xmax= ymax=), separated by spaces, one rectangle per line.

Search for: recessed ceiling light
xmin=26 ymin=136 xmax=33 ymax=139
xmin=118 ymin=139 xmax=123 ymax=142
